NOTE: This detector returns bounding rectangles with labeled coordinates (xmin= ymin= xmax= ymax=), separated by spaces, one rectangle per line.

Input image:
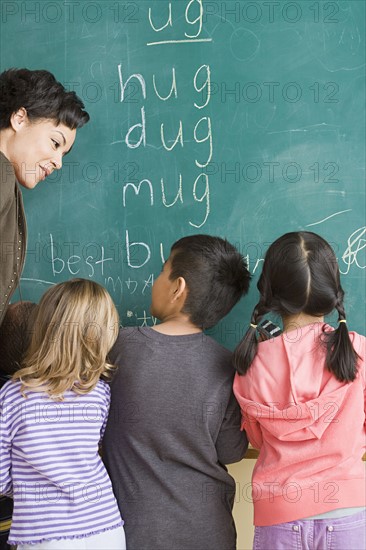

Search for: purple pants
xmin=253 ymin=510 xmax=366 ymax=550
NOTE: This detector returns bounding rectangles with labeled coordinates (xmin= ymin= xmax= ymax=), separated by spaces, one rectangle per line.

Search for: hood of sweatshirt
xmin=234 ymin=323 xmax=354 ymax=442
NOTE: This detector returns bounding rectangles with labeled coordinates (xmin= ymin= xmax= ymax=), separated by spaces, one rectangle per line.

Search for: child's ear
xmin=172 ymin=277 xmax=186 ymax=302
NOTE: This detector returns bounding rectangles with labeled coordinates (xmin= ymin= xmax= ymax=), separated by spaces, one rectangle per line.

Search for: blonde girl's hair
xmin=13 ymin=279 xmax=119 ymax=398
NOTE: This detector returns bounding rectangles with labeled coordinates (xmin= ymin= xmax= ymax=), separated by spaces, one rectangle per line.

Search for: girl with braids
xmin=233 ymin=231 xmax=365 ymax=550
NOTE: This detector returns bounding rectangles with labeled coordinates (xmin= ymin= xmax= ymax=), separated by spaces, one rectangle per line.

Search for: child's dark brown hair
xmin=0 ymin=301 xmax=37 ymax=375
xmin=233 ymin=231 xmax=359 ymax=382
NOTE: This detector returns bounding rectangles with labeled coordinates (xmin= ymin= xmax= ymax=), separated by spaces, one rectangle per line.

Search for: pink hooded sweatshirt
xmin=233 ymin=323 xmax=366 ymax=526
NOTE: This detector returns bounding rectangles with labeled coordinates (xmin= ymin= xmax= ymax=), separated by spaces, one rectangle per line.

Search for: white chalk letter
xmin=194 ymin=64 xmax=211 ymax=109
xmin=161 ymin=173 xmax=183 ymax=207
xmin=161 ymin=120 xmax=184 ymax=151
xmin=189 ymin=173 xmax=210 ymax=228
xmin=125 ymin=107 xmax=146 ymax=149
xmin=118 ymin=64 xmax=146 ymax=102
xmin=153 ymin=68 xmax=178 ymax=101
xmin=148 ymin=3 xmax=172 ymax=32
xmin=185 ymin=0 xmax=203 ymax=38
xmin=125 ymin=230 xmax=151 ymax=269
xmin=123 ymin=179 xmax=154 ymax=207
xmin=194 ymin=116 xmax=213 ymax=167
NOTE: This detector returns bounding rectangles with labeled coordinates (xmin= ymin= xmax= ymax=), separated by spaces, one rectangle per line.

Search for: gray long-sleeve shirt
xmin=103 ymin=327 xmax=248 ymax=550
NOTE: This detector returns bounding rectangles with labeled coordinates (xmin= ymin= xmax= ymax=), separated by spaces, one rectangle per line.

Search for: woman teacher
xmin=0 ymin=68 xmax=89 ymax=550
xmin=0 ymin=68 xmax=89 ymax=326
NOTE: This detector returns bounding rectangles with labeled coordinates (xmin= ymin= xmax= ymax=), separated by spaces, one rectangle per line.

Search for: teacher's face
xmin=9 ymin=109 xmax=76 ymax=189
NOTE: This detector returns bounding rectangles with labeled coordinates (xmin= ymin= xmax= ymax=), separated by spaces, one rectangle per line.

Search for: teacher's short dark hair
xmin=0 ymin=68 xmax=90 ymax=130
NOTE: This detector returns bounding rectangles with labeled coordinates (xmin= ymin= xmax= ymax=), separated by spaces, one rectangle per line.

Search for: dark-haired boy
xmin=103 ymin=235 xmax=251 ymax=550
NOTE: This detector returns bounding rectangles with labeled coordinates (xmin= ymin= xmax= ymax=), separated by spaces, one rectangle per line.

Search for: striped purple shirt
xmin=0 ymin=379 xmax=123 ymax=545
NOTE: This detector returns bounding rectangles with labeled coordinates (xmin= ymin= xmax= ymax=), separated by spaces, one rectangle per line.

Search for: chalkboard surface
xmin=1 ymin=0 xmax=365 ymax=344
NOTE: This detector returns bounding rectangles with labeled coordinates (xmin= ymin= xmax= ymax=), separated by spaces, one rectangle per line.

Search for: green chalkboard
xmin=1 ymin=0 xmax=365 ymax=345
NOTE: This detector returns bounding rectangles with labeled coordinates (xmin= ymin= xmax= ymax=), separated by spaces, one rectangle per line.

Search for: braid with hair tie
xmin=234 ymin=301 xmax=267 ymax=375
xmin=323 ymin=289 xmax=359 ymax=382
xmin=335 ymin=289 xmax=346 ymax=321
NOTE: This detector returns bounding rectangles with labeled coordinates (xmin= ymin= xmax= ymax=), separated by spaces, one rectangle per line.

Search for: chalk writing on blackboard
xmin=340 ymin=227 xmax=366 ymax=275
xmin=306 ymin=210 xmax=352 ymax=227
xmin=152 ymin=69 xmax=177 ymax=101
xmin=118 ymin=2 xmax=213 ymax=232
xmin=11 ymin=0 xmax=364 ymax=335
xmin=147 ymin=1 xmax=212 ymax=46
xmin=20 ymin=221 xmax=365 ymax=326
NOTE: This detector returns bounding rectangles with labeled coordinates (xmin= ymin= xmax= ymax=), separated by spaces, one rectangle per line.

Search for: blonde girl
xmin=0 ymin=279 xmax=126 ymax=550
